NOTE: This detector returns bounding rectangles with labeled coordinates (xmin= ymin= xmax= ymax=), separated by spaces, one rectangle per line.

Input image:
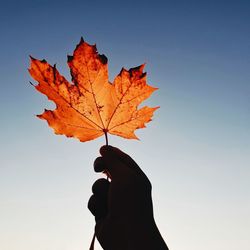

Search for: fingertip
xmin=100 ymin=145 xmax=113 ymax=156
xmin=87 ymin=194 xmax=96 ymax=214
xmin=87 ymin=194 xmax=108 ymax=220
xmin=92 ymin=178 xmax=110 ymax=197
xmin=94 ymin=157 xmax=106 ymax=172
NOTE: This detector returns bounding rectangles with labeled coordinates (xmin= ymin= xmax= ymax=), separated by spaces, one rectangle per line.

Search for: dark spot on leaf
xmin=99 ymin=54 xmax=108 ymax=64
xmin=67 ymin=55 xmax=73 ymax=62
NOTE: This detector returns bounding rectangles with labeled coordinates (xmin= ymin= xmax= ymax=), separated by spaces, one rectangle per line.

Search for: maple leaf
xmin=29 ymin=38 xmax=159 ymax=143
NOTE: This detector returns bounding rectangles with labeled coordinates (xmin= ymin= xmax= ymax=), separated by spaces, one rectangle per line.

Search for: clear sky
xmin=0 ymin=0 xmax=249 ymax=249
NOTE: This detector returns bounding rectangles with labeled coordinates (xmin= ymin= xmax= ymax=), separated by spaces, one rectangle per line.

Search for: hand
xmin=88 ymin=145 xmax=168 ymax=250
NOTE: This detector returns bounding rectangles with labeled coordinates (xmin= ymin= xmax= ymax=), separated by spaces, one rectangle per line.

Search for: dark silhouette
xmin=88 ymin=145 xmax=169 ymax=250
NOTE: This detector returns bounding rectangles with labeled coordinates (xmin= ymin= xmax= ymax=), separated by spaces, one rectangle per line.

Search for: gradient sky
xmin=1 ymin=1 xmax=250 ymax=250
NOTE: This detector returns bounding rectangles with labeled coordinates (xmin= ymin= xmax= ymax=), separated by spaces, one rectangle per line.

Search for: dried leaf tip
xmin=67 ymin=55 xmax=73 ymax=62
xmin=99 ymin=54 xmax=108 ymax=64
xmin=80 ymin=36 xmax=84 ymax=43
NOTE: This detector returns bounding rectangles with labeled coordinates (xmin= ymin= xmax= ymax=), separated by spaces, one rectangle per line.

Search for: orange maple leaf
xmin=29 ymin=38 xmax=159 ymax=143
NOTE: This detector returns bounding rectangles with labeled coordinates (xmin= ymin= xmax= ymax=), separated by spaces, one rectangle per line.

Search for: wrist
xmin=129 ymin=217 xmax=168 ymax=250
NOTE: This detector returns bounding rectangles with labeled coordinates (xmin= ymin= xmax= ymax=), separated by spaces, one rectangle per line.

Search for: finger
xmin=99 ymin=145 xmax=129 ymax=179
xmin=110 ymin=146 xmax=146 ymax=176
xmin=88 ymin=194 xmax=108 ymax=221
xmin=94 ymin=157 xmax=106 ymax=173
xmin=92 ymin=178 xmax=110 ymax=198
xmin=100 ymin=145 xmax=145 ymax=177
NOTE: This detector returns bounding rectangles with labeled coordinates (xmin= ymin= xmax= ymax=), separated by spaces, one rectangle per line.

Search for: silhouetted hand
xmin=88 ymin=145 xmax=169 ymax=250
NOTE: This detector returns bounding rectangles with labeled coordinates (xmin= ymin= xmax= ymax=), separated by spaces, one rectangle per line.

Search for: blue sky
xmin=0 ymin=1 xmax=250 ymax=249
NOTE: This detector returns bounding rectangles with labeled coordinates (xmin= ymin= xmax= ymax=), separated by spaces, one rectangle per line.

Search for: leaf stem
xmin=89 ymin=231 xmax=95 ymax=250
xmin=104 ymin=131 xmax=109 ymax=145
